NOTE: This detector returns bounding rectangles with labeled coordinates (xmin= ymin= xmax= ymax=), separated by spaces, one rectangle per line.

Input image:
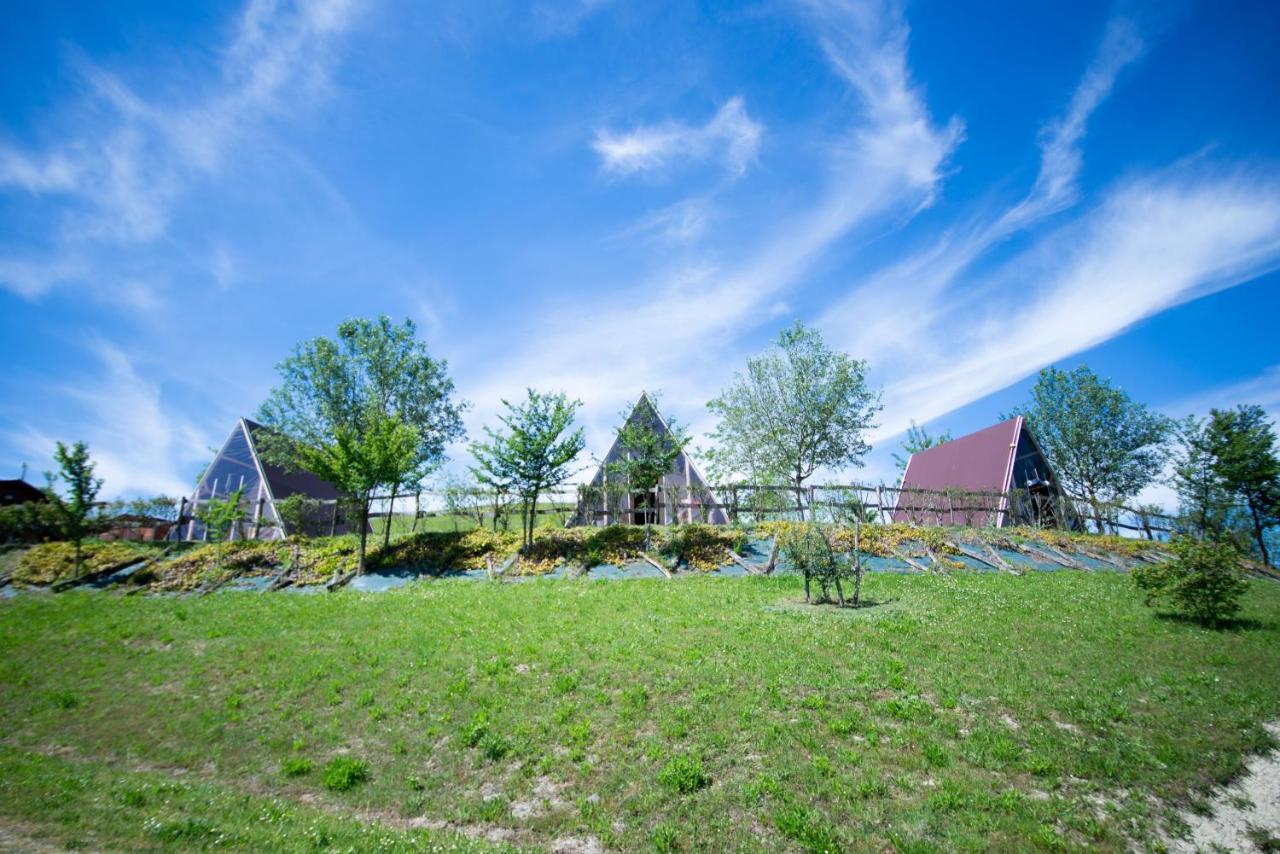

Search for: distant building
xmin=182 ymin=418 xmax=358 ymax=540
xmin=576 ymin=393 xmax=729 ymax=526
xmin=894 ymin=417 xmax=1069 ymax=527
xmin=0 ymin=478 xmax=47 ymax=507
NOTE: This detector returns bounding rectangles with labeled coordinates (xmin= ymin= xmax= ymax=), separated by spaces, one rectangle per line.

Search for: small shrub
xmin=1133 ymin=536 xmax=1248 ymax=625
xmin=282 ymin=756 xmax=312 ymax=777
xmin=48 ymin=690 xmax=80 ymax=710
xmin=651 ymin=822 xmax=679 ymax=852
xmin=322 ymin=756 xmax=369 ymax=792
xmin=461 ymin=711 xmax=489 ymax=747
xmin=658 ymin=753 xmax=709 ymax=795
xmin=480 ymin=733 xmax=513 ymax=761
xmin=774 ymin=803 xmax=841 ymax=852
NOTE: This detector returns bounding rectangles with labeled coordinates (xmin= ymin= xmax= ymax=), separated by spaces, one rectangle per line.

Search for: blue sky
xmin=1 ymin=0 xmax=1278 ymax=500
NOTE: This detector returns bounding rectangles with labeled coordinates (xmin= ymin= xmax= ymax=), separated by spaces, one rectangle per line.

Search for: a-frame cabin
xmin=181 ymin=418 xmax=355 ymax=540
xmin=893 ymin=416 xmax=1071 ymax=527
xmin=576 ymin=393 xmax=729 ymax=526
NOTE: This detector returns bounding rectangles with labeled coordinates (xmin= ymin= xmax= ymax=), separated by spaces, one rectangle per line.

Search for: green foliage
xmin=321 ymin=756 xmax=369 ymax=792
xmin=774 ymin=803 xmax=841 ymax=853
xmin=281 ymin=756 xmax=312 ymax=777
xmin=610 ymin=395 xmax=690 ymax=548
xmin=1203 ymin=405 xmax=1280 ymax=567
xmin=0 ymin=502 xmax=65 ymax=544
xmin=471 ymin=389 xmax=585 ymax=548
xmin=196 ymin=486 xmax=246 ymax=571
xmin=893 ymin=421 xmax=952 ymax=475
xmin=14 ymin=541 xmax=149 ymax=585
xmin=779 ymin=522 xmax=858 ymax=605
xmin=706 ymin=322 xmax=882 ymax=511
xmin=1133 ymin=536 xmax=1248 ymax=625
xmin=256 ymin=315 xmax=467 ymax=572
xmin=658 ymin=523 xmax=747 ymax=571
xmin=657 ymin=753 xmax=709 ymax=794
xmin=273 ymin=494 xmax=327 ymax=538
xmin=44 ymin=441 xmax=104 ymax=575
xmin=1005 ymin=366 xmax=1170 ymax=528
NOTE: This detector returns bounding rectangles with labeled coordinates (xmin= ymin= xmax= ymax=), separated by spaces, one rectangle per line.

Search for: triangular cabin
xmin=181 ymin=418 xmax=358 ymax=540
xmin=893 ymin=417 xmax=1069 ymax=528
xmin=575 ymin=394 xmax=729 ymax=526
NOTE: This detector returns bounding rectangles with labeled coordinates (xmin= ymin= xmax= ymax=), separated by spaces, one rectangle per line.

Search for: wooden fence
xmin=170 ymin=480 xmax=1180 ymax=542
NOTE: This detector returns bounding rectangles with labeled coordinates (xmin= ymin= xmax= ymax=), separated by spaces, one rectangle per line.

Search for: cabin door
xmin=631 ymin=490 xmax=656 ymax=526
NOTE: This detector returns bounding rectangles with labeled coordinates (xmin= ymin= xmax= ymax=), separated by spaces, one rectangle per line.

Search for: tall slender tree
xmin=706 ymin=322 xmax=882 ymax=519
xmin=1004 ymin=366 xmax=1170 ymax=532
xmin=1171 ymin=415 xmax=1233 ymax=539
xmin=257 ymin=316 xmax=467 ymax=574
xmin=1204 ymin=405 xmax=1280 ymax=567
xmin=44 ymin=441 xmax=103 ymax=576
xmin=610 ymin=396 xmax=689 ymax=550
xmin=471 ymin=390 xmax=586 ymax=549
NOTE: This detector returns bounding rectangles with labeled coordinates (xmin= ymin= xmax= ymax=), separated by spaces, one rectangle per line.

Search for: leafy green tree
xmin=471 ymin=390 xmax=585 ymax=549
xmin=257 ymin=316 xmax=467 ymax=574
xmin=1004 ymin=366 xmax=1170 ymax=532
xmin=1204 ymin=405 xmax=1280 ymax=567
xmin=892 ymin=421 xmax=952 ymax=476
xmin=609 ymin=396 xmax=689 ymax=550
xmin=44 ymin=441 xmax=103 ymax=576
xmin=1171 ymin=415 xmax=1233 ymax=540
xmin=706 ymin=322 xmax=882 ymax=518
xmin=197 ymin=486 xmax=246 ymax=571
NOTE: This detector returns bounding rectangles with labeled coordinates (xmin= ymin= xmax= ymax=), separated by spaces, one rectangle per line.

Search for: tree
xmin=1004 ymin=366 xmax=1170 ymax=532
xmin=1170 ymin=415 xmax=1233 ymax=540
xmin=779 ymin=522 xmax=861 ymax=607
xmin=44 ymin=441 xmax=103 ymax=576
xmin=1132 ymin=536 xmax=1248 ymax=626
xmin=609 ymin=396 xmax=689 ymax=550
xmin=892 ymin=421 xmax=952 ymax=476
xmin=1204 ymin=405 xmax=1280 ymax=568
xmin=197 ymin=486 xmax=246 ymax=571
xmin=706 ymin=322 xmax=882 ymax=519
xmin=257 ymin=316 xmax=467 ymax=574
xmin=471 ymin=390 xmax=585 ymax=549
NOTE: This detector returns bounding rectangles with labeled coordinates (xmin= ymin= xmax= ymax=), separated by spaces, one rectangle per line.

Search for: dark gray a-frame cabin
xmin=575 ymin=393 xmax=729 ymax=526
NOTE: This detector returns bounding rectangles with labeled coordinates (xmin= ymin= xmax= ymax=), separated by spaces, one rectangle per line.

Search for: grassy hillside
xmin=2 ymin=572 xmax=1279 ymax=850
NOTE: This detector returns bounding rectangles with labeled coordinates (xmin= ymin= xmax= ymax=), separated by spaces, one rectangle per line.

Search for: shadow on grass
xmin=1152 ymin=612 xmax=1274 ymax=632
xmin=766 ymin=597 xmax=897 ymax=617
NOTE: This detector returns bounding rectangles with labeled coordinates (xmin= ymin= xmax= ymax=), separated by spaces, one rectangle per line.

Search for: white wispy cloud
xmin=1165 ymin=365 xmax=1280 ymax=422
xmin=592 ymin=97 xmax=765 ymax=178
xmin=1000 ymin=15 xmax=1144 ymax=230
xmin=0 ymin=0 xmax=361 ymax=298
xmin=822 ymin=12 xmax=1147 ymax=356
xmin=5 ymin=339 xmax=213 ymax=497
xmin=465 ymin=0 xmax=961 ymax=458
xmin=869 ymin=166 xmax=1280 ymax=441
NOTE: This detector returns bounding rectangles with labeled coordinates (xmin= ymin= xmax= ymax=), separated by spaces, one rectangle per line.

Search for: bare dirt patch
xmin=1172 ymin=722 xmax=1280 ymax=853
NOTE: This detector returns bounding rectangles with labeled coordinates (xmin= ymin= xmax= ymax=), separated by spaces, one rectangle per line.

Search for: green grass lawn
xmin=2 ymin=572 xmax=1279 ymax=851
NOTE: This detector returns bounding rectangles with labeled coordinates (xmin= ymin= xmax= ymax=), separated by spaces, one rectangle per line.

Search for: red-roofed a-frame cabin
xmin=893 ymin=417 xmax=1068 ymax=527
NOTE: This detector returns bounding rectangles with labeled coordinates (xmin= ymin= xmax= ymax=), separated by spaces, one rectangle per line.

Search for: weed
xmin=658 ymin=753 xmax=710 ymax=795
xmin=321 ymin=757 xmax=368 ymax=792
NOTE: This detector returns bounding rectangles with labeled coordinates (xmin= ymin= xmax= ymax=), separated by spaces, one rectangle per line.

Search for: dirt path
xmin=1173 ymin=723 xmax=1280 ymax=852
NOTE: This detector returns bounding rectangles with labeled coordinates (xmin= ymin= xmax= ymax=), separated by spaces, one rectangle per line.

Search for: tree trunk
xmin=853 ymin=516 xmax=863 ymax=606
xmin=1249 ymin=500 xmax=1272 ymax=568
xmin=834 ymin=576 xmax=846 ymax=607
xmin=382 ymin=485 xmax=397 ymax=549
xmin=528 ymin=492 xmax=539 ymax=549
xmin=357 ymin=496 xmax=370 ymax=575
xmin=803 ymin=571 xmax=811 ymax=603
xmin=1088 ymin=490 xmax=1104 ymax=534
xmin=793 ymin=473 xmax=806 ymax=521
